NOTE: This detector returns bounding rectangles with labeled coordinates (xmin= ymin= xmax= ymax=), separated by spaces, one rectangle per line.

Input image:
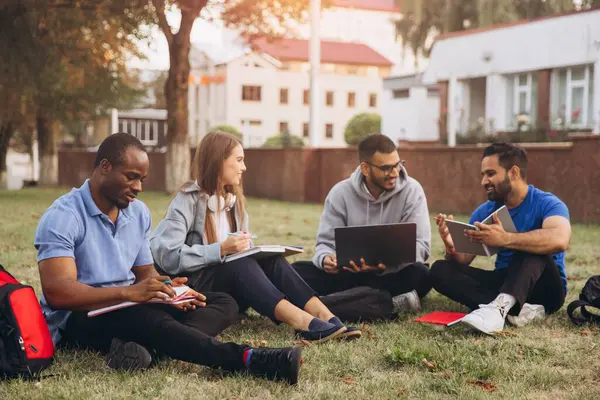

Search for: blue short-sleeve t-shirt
xmin=469 ymin=185 xmax=570 ymax=292
xmin=34 ymin=180 xmax=154 ymax=344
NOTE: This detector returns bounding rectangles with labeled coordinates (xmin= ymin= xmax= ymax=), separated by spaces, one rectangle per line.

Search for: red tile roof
xmin=252 ymin=38 xmax=393 ymax=67
xmin=330 ymin=0 xmax=400 ymax=13
xmin=437 ymin=7 xmax=600 ymax=41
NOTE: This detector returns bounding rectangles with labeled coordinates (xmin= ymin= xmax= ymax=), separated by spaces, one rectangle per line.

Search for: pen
xmin=227 ymin=232 xmax=258 ymax=239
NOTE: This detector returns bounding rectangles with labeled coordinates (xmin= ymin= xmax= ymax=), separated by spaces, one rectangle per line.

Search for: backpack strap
xmin=567 ymin=299 xmax=600 ymax=325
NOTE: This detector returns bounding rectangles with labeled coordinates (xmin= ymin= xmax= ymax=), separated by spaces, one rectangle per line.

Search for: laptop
xmin=334 ymin=223 xmax=417 ymax=268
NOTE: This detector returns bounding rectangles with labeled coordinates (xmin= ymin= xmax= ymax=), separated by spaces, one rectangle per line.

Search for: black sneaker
xmin=295 ymin=318 xmax=347 ymax=343
xmin=105 ymin=338 xmax=152 ymax=371
xmin=247 ymin=346 xmax=302 ymax=385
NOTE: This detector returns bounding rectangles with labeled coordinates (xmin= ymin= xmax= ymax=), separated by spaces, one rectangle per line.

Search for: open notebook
xmin=88 ymin=285 xmax=195 ymax=317
xmin=224 ymin=245 xmax=304 ymax=263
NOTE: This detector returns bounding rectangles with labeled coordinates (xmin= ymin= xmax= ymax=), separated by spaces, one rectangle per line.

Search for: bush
xmin=262 ymin=132 xmax=305 ymax=148
xmin=344 ymin=113 xmax=381 ymax=145
xmin=209 ymin=124 xmax=242 ymax=140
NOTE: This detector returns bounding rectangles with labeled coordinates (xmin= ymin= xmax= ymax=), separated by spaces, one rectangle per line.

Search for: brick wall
xmin=58 ymin=135 xmax=600 ymax=222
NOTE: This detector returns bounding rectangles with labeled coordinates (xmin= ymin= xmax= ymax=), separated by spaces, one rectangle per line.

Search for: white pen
xmin=227 ymin=232 xmax=258 ymax=239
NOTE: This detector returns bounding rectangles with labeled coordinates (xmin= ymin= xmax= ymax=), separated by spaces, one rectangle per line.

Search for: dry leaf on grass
xmin=343 ymin=377 xmax=356 ymax=384
xmin=293 ymin=339 xmax=313 ymax=347
xmin=580 ymin=329 xmax=592 ymax=336
xmin=303 ymin=218 xmax=312 ymax=225
xmin=567 ymin=276 xmax=585 ymax=281
xmin=467 ymin=380 xmax=497 ymax=392
xmin=244 ymin=339 xmax=268 ymax=348
xmin=421 ymin=358 xmax=436 ymax=371
xmin=360 ymin=322 xmax=377 ymax=340
xmin=438 ymin=371 xmax=454 ymax=379
xmin=492 ymin=331 xmax=517 ymax=337
xmin=397 ymin=388 xmax=409 ymax=396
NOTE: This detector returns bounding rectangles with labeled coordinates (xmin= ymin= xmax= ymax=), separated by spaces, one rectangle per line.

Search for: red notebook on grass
xmin=414 ymin=312 xmax=466 ymax=326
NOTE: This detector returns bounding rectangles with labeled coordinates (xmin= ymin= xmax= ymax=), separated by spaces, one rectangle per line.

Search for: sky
xmin=128 ymin=8 xmax=225 ymax=71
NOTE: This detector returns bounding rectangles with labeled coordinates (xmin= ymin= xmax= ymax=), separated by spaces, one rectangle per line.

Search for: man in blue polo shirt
xmin=431 ymin=143 xmax=571 ymax=334
xmin=35 ymin=133 xmax=301 ymax=384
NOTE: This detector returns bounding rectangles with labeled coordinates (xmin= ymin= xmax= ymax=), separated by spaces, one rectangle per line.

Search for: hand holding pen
xmin=220 ymin=231 xmax=255 ymax=257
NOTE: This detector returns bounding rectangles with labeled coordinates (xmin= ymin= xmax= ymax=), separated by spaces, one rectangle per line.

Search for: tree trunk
xmin=0 ymin=123 xmax=14 ymax=189
xmin=37 ymin=108 xmax=58 ymax=186
xmin=164 ymin=24 xmax=194 ymax=193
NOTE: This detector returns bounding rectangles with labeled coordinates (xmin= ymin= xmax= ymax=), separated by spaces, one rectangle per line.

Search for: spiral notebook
xmin=88 ymin=285 xmax=195 ymax=317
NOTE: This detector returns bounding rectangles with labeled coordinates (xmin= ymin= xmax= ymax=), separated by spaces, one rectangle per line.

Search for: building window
xmin=132 ymin=120 xmax=158 ymax=146
xmin=303 ymin=89 xmax=310 ymax=105
xmin=426 ymin=87 xmax=439 ymax=97
xmin=242 ymin=85 xmax=261 ymax=101
xmin=393 ymin=89 xmax=410 ymax=99
xmin=369 ymin=93 xmax=377 ymax=108
xmin=303 ymin=122 xmax=309 ymax=138
xmin=279 ymin=121 xmax=289 ymax=134
xmin=325 ymin=123 xmax=333 ymax=139
xmin=326 ymin=91 xmax=334 ymax=107
xmin=348 ymin=92 xmax=356 ymax=107
xmin=347 ymin=66 xmax=358 ymax=75
xmin=280 ymin=88 xmax=289 ymax=105
xmin=551 ymin=65 xmax=593 ymax=129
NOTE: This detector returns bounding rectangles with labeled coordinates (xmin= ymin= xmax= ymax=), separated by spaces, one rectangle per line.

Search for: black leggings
xmin=60 ymin=292 xmax=248 ymax=371
xmin=194 ymin=256 xmax=317 ymax=322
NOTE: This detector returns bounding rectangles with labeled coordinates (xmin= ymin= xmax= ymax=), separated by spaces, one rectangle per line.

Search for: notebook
xmin=445 ymin=205 xmax=517 ymax=257
xmin=88 ymin=285 xmax=196 ymax=317
xmin=224 ymin=245 xmax=304 ymax=263
xmin=414 ymin=312 xmax=467 ymax=326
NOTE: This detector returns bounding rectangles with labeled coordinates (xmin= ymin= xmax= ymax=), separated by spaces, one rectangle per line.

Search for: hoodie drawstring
xmin=365 ymin=200 xmax=385 ymax=225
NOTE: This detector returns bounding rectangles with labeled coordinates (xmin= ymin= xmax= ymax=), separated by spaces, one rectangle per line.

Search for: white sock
xmin=492 ymin=293 xmax=516 ymax=315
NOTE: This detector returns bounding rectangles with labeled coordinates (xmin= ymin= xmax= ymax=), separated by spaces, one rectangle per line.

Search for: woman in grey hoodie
xmin=150 ymin=131 xmax=360 ymax=343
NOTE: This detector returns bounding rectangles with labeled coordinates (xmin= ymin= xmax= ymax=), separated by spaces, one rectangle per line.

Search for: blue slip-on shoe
xmin=328 ymin=316 xmax=362 ymax=340
xmin=295 ymin=318 xmax=347 ymax=343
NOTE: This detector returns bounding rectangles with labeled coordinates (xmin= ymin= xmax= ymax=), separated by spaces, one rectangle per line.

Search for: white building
xmin=188 ymin=38 xmax=392 ymax=147
xmin=381 ymin=73 xmax=440 ymax=144
xmin=293 ymin=0 xmax=424 ymax=75
xmin=422 ymin=9 xmax=600 ymax=145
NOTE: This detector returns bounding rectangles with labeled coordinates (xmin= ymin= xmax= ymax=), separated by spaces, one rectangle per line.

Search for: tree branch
xmin=177 ymin=0 xmax=207 ymax=39
xmin=152 ymin=0 xmax=173 ymax=46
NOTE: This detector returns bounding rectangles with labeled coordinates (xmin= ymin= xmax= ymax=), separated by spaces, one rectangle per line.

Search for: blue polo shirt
xmin=34 ymin=180 xmax=154 ymax=344
xmin=469 ymin=185 xmax=570 ymax=292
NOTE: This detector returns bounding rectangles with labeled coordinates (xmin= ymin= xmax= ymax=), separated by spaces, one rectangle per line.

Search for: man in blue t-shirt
xmin=431 ymin=143 xmax=571 ymax=334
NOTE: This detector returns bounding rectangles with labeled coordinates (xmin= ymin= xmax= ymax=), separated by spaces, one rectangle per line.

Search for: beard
xmin=485 ymin=175 xmax=512 ymax=201
xmin=372 ymin=174 xmax=396 ymax=192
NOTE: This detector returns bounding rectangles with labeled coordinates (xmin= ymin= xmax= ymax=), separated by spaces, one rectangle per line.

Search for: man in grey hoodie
xmin=293 ymin=134 xmax=432 ymax=319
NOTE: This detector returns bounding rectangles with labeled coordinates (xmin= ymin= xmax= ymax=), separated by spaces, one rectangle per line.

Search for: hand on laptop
xmin=323 ymin=254 xmax=341 ymax=274
xmin=343 ymin=258 xmax=386 ymax=273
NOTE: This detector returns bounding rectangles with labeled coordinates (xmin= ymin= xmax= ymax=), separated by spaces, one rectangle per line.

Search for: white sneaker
xmin=507 ymin=303 xmax=546 ymax=327
xmin=460 ymin=302 xmax=508 ymax=335
xmin=392 ymin=290 xmax=421 ymax=313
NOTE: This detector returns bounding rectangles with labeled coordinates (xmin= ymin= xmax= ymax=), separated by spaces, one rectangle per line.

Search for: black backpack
xmin=567 ymin=275 xmax=600 ymax=325
xmin=0 ymin=264 xmax=55 ymax=379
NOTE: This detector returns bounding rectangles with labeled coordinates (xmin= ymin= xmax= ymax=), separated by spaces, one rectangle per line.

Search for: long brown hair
xmin=191 ymin=131 xmax=247 ymax=244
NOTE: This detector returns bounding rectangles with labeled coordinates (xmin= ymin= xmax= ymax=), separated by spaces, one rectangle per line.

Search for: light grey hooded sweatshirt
xmin=312 ymin=165 xmax=431 ymax=274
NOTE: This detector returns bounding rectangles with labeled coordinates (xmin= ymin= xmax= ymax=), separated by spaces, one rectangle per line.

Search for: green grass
xmin=1 ymin=187 xmax=599 ymax=399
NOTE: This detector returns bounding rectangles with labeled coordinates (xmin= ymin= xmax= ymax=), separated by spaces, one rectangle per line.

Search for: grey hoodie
xmin=312 ymin=166 xmax=431 ymax=274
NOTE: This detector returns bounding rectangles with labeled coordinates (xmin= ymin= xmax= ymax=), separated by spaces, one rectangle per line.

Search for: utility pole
xmin=309 ymin=0 xmax=321 ymax=147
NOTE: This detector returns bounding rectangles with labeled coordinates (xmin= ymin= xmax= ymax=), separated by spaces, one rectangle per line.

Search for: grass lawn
xmin=1 ymin=187 xmax=599 ymax=399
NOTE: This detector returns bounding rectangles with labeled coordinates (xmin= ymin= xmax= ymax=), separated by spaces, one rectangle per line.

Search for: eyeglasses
xmin=366 ymin=160 xmax=405 ymax=175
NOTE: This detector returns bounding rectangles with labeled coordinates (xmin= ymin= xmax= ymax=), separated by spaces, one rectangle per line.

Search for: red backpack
xmin=0 ymin=264 xmax=54 ymax=379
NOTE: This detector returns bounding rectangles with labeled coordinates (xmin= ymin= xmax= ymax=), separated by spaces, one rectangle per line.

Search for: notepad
xmin=88 ymin=285 xmax=195 ymax=317
xmin=224 ymin=245 xmax=304 ymax=263
xmin=414 ymin=312 xmax=467 ymax=326
xmin=445 ymin=205 xmax=517 ymax=257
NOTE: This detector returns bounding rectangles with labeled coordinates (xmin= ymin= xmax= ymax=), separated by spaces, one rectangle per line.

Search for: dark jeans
xmin=430 ymin=252 xmax=566 ymax=315
xmin=292 ymin=261 xmax=432 ymax=298
xmin=193 ymin=256 xmax=317 ymax=322
xmin=60 ymin=292 xmax=248 ymax=371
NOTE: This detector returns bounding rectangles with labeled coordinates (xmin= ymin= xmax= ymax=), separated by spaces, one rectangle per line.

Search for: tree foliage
xmin=344 ymin=113 xmax=382 ymax=146
xmin=395 ymin=0 xmax=576 ymax=62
